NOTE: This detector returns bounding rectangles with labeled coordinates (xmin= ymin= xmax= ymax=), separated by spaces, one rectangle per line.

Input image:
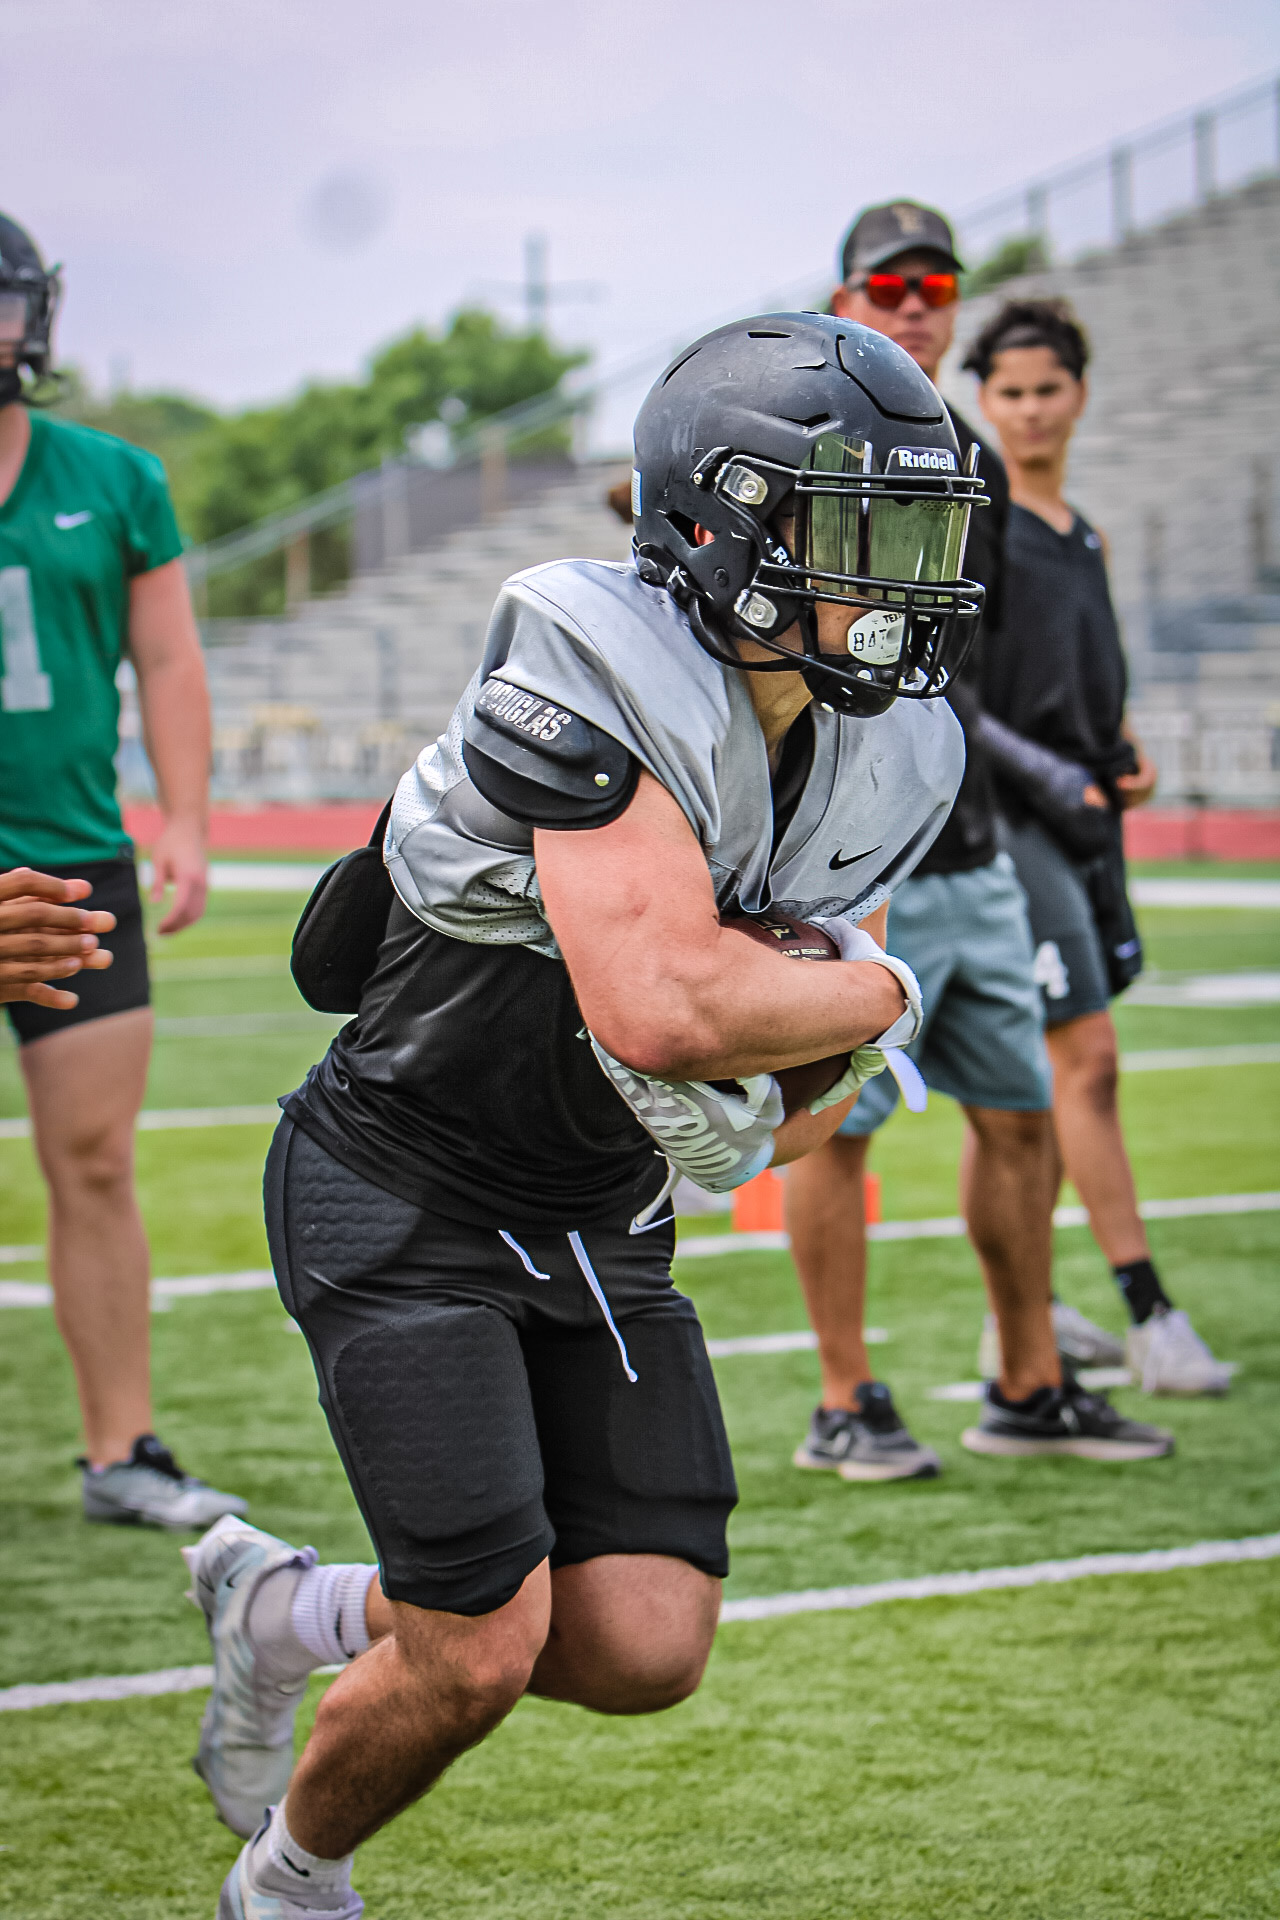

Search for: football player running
xmin=192 ymin=314 xmax=995 ymax=1917
xmin=0 ymin=212 xmax=245 ymax=1529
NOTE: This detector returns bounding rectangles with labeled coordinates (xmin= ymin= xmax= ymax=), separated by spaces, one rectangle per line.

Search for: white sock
xmin=290 ymin=1561 xmax=377 ymax=1667
xmin=249 ymin=1801 xmax=357 ymax=1909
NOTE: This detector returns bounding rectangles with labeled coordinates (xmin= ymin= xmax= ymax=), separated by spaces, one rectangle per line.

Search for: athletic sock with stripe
xmin=248 ymin=1801 xmax=359 ymax=1913
xmin=247 ymin=1561 xmax=377 ymax=1690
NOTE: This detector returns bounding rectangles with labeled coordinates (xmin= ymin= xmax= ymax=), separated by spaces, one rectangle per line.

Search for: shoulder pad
xmin=462 ymin=679 xmax=640 ymax=830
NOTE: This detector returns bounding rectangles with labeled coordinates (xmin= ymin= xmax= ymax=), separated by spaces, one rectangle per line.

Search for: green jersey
xmin=0 ymin=411 xmax=183 ymax=868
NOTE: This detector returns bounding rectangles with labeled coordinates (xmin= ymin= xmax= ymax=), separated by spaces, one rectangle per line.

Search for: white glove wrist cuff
xmin=816 ymin=917 xmax=923 ymax=1048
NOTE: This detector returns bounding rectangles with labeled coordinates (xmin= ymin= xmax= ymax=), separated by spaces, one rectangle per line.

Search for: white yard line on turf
xmin=676 ymin=1189 xmax=1280 ymax=1258
xmin=1121 ymin=1043 xmax=1280 ymax=1070
xmin=705 ymin=1328 xmax=888 ymax=1357
xmin=1 ymin=1192 xmax=1276 ymax=1306
xmin=0 ymin=1270 xmax=276 ymax=1308
xmin=2 ymin=1034 xmax=1274 ymax=1140
xmin=716 ymin=1531 xmax=1280 ymax=1623
xmin=0 ymin=1104 xmax=281 ymax=1140
xmin=5 ymin=1532 xmax=1278 ymax=1712
xmin=138 ymin=860 xmax=327 ymax=893
xmin=121 ymin=871 xmax=1280 ymax=906
xmin=1129 ymin=879 xmax=1280 ymax=908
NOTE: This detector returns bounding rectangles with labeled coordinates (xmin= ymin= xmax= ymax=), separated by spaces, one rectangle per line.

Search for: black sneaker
xmin=793 ymin=1382 xmax=941 ymax=1482
xmin=961 ymin=1373 xmax=1174 ymax=1462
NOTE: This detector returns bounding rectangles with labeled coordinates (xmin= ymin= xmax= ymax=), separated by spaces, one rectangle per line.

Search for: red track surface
xmin=1122 ymin=810 xmax=1280 ymax=861
xmin=123 ymin=803 xmax=1280 ymax=862
xmin=125 ymin=803 xmax=381 ymax=853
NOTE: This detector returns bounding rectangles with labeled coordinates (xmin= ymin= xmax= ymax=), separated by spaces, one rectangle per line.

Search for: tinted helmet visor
xmin=747 ymin=432 xmax=987 ymax=705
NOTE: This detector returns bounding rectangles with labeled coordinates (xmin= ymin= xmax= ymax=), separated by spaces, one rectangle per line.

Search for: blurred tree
xmin=185 ymin=309 xmax=586 ymax=545
xmin=52 ymin=373 xmax=219 ymax=529
xmin=51 ymin=311 xmax=586 ymax=615
xmin=964 ymin=235 xmax=1050 ymax=298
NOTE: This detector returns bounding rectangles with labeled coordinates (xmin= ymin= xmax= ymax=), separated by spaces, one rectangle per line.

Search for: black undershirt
xmin=286 ymin=706 xmax=817 ymax=1230
xmin=983 ymin=506 xmax=1134 ymax=820
xmin=912 ymin=405 xmax=1005 ymax=877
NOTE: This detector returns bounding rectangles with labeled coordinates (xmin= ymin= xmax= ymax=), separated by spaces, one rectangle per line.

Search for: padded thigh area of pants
xmin=333 ymin=1302 xmax=543 ymax=1541
xmin=530 ymin=1312 xmax=736 ymax=1505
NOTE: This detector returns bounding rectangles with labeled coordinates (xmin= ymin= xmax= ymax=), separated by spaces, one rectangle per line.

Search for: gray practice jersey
xmin=386 ymin=558 xmax=964 ymax=951
xmin=285 ymin=558 xmax=963 ymax=1231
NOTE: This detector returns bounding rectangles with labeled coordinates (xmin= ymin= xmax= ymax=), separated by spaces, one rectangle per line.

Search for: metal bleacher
xmin=120 ymin=72 xmax=1278 ymax=808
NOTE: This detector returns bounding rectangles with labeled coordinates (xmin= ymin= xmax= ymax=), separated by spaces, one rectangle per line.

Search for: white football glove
xmin=813 ymin=915 xmax=923 ymax=1049
xmin=589 ymin=1038 xmax=784 ymax=1194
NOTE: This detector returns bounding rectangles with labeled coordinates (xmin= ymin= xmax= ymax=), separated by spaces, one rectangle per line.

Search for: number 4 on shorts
xmin=0 ymin=567 xmax=53 ymax=712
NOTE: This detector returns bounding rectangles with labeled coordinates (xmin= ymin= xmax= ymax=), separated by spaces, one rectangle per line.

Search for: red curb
xmin=121 ymin=804 xmax=1280 ymax=862
xmin=1123 ymin=810 xmax=1280 ymax=862
xmin=124 ymin=803 xmax=381 ymax=853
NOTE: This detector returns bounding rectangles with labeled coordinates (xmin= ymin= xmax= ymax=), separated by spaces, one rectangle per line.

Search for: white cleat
xmin=1126 ymin=1308 xmax=1235 ymax=1396
xmin=978 ymin=1303 xmax=1126 ymax=1379
xmin=183 ymin=1516 xmax=318 ymax=1838
xmin=218 ymin=1820 xmax=364 ymax=1919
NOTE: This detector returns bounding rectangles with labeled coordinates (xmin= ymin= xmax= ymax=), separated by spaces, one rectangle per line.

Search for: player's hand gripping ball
xmin=717 ymin=913 xmax=850 ymax=1115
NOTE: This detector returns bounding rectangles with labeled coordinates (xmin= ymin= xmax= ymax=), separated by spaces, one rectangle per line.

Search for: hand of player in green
xmin=0 ymin=868 xmax=116 ymax=1008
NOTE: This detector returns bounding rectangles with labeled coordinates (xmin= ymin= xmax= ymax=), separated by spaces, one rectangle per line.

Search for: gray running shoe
xmin=184 ymin=1515 xmax=318 ymax=1838
xmin=793 ymin=1382 xmax=940 ymax=1481
xmin=978 ymin=1303 xmax=1126 ymax=1379
xmin=1126 ymin=1308 xmax=1234 ymax=1396
xmin=962 ymin=1374 xmax=1174 ymax=1461
xmin=80 ymin=1434 xmax=247 ymax=1531
xmin=218 ymin=1817 xmax=364 ymax=1919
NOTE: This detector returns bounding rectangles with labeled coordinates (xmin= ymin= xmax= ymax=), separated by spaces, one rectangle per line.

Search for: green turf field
xmin=0 ymin=870 xmax=1277 ymax=1918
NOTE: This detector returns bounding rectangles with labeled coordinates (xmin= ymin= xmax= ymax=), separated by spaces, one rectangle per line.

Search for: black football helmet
xmin=631 ymin=313 xmax=988 ymax=716
xmin=0 ymin=213 xmax=62 ymax=405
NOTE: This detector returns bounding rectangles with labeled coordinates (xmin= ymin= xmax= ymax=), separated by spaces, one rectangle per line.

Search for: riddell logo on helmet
xmin=891 ymin=447 xmax=957 ymax=472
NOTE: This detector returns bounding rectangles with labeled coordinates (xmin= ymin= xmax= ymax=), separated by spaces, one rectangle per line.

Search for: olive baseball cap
xmin=840 ymin=201 xmax=964 ymax=281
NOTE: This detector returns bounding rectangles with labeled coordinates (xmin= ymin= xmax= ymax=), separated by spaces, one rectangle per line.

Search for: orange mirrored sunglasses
xmin=860 ymin=271 xmax=960 ymax=312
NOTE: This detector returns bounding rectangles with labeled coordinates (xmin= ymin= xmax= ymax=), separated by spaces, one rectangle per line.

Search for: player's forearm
xmin=136 ymin=652 xmax=211 ymax=830
xmin=582 ymin=933 xmax=904 ymax=1082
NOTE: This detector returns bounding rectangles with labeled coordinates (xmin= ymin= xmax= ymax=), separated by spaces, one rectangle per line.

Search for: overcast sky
xmin=4 ymin=0 xmax=1277 ymax=449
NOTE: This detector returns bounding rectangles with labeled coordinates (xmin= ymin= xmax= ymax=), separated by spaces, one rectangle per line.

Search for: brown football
xmin=718 ymin=912 xmax=850 ymax=1116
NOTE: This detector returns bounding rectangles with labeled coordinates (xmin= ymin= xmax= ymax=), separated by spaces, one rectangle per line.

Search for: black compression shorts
xmin=5 ymin=857 xmax=150 ymax=1046
xmin=265 ymin=1117 xmax=738 ymax=1616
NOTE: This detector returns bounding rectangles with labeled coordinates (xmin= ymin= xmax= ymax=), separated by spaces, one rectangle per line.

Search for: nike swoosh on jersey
xmin=828 ymin=845 xmax=882 ymax=870
xmin=54 ymin=511 xmax=94 ymax=529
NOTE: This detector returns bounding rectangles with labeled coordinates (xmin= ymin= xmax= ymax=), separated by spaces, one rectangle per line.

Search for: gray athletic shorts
xmin=839 ymin=852 xmax=1052 ymax=1135
xmin=999 ymin=816 xmax=1112 ymax=1027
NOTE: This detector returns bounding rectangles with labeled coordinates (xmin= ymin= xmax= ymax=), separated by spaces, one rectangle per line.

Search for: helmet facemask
xmin=700 ymin=436 xmax=987 ymax=717
xmin=0 ymin=240 xmax=62 ymax=404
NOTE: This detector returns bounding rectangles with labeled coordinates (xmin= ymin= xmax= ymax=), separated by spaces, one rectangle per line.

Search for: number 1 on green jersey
xmin=0 ymin=567 xmax=53 ymax=713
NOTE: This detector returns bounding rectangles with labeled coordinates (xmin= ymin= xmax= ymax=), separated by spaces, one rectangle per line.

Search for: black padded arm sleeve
xmin=973 ymin=711 xmax=1114 ymax=857
xmin=461 ymin=678 xmax=641 ymax=830
xmin=974 ymin=710 xmax=1095 ymax=814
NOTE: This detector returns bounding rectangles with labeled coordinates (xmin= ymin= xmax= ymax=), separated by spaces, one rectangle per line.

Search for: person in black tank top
xmin=972 ymin=297 xmax=1232 ymax=1397
xmin=783 ymin=200 xmax=1172 ymax=1484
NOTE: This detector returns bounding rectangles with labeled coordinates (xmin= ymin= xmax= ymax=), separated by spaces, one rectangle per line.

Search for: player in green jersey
xmin=0 ymin=211 xmax=246 ymax=1529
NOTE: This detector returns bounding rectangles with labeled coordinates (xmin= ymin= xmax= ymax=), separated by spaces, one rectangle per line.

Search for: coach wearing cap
xmin=783 ymin=202 xmax=1159 ymax=1478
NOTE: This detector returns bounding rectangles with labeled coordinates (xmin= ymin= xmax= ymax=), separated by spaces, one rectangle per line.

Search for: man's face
xmin=977 ymin=345 xmax=1086 ymax=469
xmin=830 ymin=248 xmax=957 ymax=381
